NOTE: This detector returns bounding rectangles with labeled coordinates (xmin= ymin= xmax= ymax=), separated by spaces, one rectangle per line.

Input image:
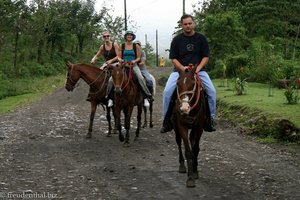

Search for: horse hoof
xmin=150 ymin=123 xmax=153 ymax=128
xmin=119 ymin=134 xmax=124 ymax=142
xmin=106 ymin=133 xmax=112 ymax=137
xmin=113 ymin=128 xmax=118 ymax=134
xmin=179 ymin=164 xmax=186 ymax=173
xmin=193 ymin=172 xmax=199 ymax=179
xmin=86 ymin=133 xmax=92 ymax=139
xmin=123 ymin=141 xmax=130 ymax=147
xmin=186 ymin=178 xmax=196 ymax=188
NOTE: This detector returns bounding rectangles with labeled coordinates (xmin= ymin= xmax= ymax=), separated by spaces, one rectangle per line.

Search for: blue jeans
xmin=162 ymin=71 xmax=216 ymax=119
xmin=140 ymin=66 xmax=153 ymax=88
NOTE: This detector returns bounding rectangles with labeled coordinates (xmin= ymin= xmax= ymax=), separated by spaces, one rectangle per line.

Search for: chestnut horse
xmin=108 ymin=62 xmax=143 ymax=145
xmin=173 ymin=66 xmax=206 ymax=187
xmin=65 ymin=61 xmax=112 ymax=138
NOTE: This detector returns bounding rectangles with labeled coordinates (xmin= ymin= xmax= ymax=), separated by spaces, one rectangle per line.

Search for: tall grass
xmin=0 ymin=74 xmax=65 ymax=115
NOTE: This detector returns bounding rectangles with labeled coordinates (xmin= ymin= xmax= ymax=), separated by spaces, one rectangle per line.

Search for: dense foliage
xmin=1 ymin=0 xmax=299 ymax=99
xmin=193 ymin=0 xmax=300 ymax=84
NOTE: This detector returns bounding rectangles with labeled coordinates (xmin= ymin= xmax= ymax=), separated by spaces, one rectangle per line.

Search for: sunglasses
xmin=103 ymin=35 xmax=110 ymax=38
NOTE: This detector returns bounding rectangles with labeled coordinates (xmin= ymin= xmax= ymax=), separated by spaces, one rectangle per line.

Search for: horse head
xmin=176 ymin=65 xmax=199 ymax=115
xmin=65 ymin=61 xmax=81 ymax=91
xmin=109 ymin=62 xmax=129 ymax=96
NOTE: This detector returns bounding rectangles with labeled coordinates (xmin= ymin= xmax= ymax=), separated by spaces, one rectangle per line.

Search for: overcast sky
xmin=95 ymin=0 xmax=203 ymax=57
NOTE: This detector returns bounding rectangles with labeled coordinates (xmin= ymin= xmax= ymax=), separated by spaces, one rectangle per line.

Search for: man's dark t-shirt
xmin=169 ymin=32 xmax=209 ymax=71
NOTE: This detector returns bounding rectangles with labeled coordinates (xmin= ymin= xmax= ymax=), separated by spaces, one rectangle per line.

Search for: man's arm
xmin=196 ymin=57 xmax=209 ymax=73
xmin=172 ymin=59 xmax=186 ymax=71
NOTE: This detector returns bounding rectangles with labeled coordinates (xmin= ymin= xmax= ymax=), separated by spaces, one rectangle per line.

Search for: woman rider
xmin=106 ymin=30 xmax=152 ymax=107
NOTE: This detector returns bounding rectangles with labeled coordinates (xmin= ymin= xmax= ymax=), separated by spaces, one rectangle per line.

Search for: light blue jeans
xmin=140 ymin=66 xmax=153 ymax=88
xmin=162 ymin=71 xmax=216 ymax=119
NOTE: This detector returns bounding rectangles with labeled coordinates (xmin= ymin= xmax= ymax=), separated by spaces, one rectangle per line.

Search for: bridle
xmin=66 ymin=64 xmax=80 ymax=90
xmin=176 ymin=73 xmax=201 ymax=111
xmin=113 ymin=62 xmax=133 ymax=90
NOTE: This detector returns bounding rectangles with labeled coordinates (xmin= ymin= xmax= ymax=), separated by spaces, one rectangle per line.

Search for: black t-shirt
xmin=103 ymin=42 xmax=118 ymax=63
xmin=169 ymin=32 xmax=209 ymax=70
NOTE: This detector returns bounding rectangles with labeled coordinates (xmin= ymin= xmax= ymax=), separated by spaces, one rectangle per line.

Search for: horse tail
xmin=150 ymin=73 xmax=156 ymax=96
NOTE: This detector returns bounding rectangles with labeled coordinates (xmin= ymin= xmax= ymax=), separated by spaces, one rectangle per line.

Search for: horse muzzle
xmin=180 ymin=102 xmax=191 ymax=115
xmin=114 ymin=87 xmax=122 ymax=95
xmin=65 ymin=84 xmax=74 ymax=92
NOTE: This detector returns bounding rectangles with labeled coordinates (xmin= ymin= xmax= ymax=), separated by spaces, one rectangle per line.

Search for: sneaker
xmin=108 ymin=99 xmax=113 ymax=107
xmin=144 ymin=98 xmax=150 ymax=107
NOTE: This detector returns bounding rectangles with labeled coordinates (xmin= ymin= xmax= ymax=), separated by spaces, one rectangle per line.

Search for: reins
xmin=121 ymin=62 xmax=133 ymax=90
xmin=176 ymin=71 xmax=202 ymax=111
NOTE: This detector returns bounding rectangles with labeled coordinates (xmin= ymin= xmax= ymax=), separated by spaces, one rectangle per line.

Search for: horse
xmin=142 ymin=73 xmax=156 ymax=128
xmin=172 ymin=65 xmax=206 ymax=188
xmin=107 ymin=62 xmax=143 ymax=146
xmin=65 ymin=61 xmax=113 ymax=139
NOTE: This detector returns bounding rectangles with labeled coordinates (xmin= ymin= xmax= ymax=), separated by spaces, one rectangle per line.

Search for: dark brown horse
xmin=65 ymin=61 xmax=112 ymax=138
xmin=108 ymin=62 xmax=143 ymax=146
xmin=173 ymin=66 xmax=206 ymax=187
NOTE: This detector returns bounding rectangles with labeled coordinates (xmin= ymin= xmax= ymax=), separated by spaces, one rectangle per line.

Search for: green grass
xmin=214 ymin=79 xmax=300 ymax=127
xmin=0 ymin=75 xmax=65 ymax=115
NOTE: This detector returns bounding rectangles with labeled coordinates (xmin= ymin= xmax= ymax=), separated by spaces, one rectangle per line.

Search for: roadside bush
xmin=233 ymin=77 xmax=248 ymax=95
xmin=284 ymin=81 xmax=299 ymax=104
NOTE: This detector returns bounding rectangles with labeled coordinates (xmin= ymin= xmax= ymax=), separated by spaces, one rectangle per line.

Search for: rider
xmin=160 ymin=14 xmax=216 ymax=133
xmin=135 ymin=40 xmax=153 ymax=95
xmin=88 ymin=31 xmax=119 ymax=103
xmin=105 ymin=30 xmax=153 ymax=107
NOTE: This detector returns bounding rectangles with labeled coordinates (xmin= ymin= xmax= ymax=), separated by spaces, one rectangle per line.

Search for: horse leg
xmin=113 ymin=106 xmax=123 ymax=142
xmin=123 ymin=108 xmax=132 ymax=146
xmin=149 ymin=101 xmax=153 ymax=128
xmin=135 ymin=104 xmax=142 ymax=140
xmin=142 ymin=106 xmax=147 ymax=128
xmin=175 ymin=131 xmax=186 ymax=173
xmin=181 ymin=128 xmax=196 ymax=188
xmin=86 ymin=102 xmax=97 ymax=139
xmin=190 ymin=128 xmax=203 ymax=179
xmin=106 ymin=107 xmax=112 ymax=137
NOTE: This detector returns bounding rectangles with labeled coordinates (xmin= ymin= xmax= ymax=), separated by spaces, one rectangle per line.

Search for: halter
xmin=176 ymin=72 xmax=201 ymax=111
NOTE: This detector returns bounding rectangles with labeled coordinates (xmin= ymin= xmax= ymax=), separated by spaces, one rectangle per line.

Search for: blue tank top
xmin=123 ymin=49 xmax=136 ymax=62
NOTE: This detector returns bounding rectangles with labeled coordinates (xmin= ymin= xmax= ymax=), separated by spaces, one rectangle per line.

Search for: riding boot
xmin=204 ymin=94 xmax=216 ymax=132
xmin=160 ymin=98 xmax=175 ymax=133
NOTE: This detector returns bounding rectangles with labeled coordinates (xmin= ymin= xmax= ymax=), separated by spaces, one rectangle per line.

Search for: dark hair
xmin=180 ymin=14 xmax=194 ymax=23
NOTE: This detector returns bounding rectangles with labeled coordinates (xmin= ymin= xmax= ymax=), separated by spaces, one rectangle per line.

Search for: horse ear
xmin=66 ymin=61 xmax=72 ymax=68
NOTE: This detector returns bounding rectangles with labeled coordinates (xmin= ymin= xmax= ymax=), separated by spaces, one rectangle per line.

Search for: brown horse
xmin=65 ymin=61 xmax=112 ymax=138
xmin=108 ymin=62 xmax=143 ymax=145
xmin=173 ymin=66 xmax=206 ymax=188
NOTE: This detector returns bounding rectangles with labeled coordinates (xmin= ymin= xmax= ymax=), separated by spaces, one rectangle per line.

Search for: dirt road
xmin=0 ymin=67 xmax=299 ymax=200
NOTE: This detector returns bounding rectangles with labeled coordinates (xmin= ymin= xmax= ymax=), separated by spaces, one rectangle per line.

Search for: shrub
xmin=233 ymin=77 xmax=248 ymax=95
xmin=284 ymin=81 xmax=299 ymax=104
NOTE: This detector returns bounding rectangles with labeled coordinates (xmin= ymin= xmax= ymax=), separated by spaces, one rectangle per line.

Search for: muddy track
xmin=0 ymin=67 xmax=299 ymax=200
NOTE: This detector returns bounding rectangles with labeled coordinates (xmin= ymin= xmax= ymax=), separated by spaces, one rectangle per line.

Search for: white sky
xmin=95 ymin=0 xmax=203 ymax=57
